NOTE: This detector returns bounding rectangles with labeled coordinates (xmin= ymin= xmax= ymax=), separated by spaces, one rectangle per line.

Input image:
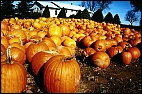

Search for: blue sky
xmin=13 ymin=1 xmax=141 ymax=26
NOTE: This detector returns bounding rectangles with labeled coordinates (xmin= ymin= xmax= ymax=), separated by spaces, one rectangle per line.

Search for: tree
xmin=69 ymin=14 xmax=75 ymax=18
xmin=1 ymin=1 xmax=15 ymax=18
xmin=80 ymin=1 xmax=112 ymax=12
xmin=91 ymin=9 xmax=103 ymax=23
xmin=130 ymin=0 xmax=142 ymax=12
xmin=82 ymin=9 xmax=90 ymax=19
xmin=42 ymin=5 xmax=50 ymax=18
xmin=125 ymin=10 xmax=138 ymax=26
xmin=15 ymin=1 xmax=33 ymax=18
xmin=113 ymin=14 xmax=121 ymax=24
xmin=104 ymin=12 xmax=113 ymax=23
xmin=57 ymin=7 xmax=66 ymax=18
xmin=75 ymin=10 xmax=83 ymax=19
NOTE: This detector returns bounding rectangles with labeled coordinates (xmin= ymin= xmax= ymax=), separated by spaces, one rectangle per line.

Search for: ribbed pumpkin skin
xmin=122 ymin=52 xmax=132 ymax=65
xmin=26 ymin=42 xmax=49 ymax=63
xmin=44 ymin=55 xmax=80 ymax=93
xmin=31 ymin=51 xmax=54 ymax=75
xmin=1 ymin=62 xmax=27 ymax=93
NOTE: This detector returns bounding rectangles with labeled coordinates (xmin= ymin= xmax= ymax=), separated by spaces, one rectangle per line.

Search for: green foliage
xmin=31 ymin=12 xmax=41 ymax=19
xmin=1 ymin=1 xmax=15 ymax=18
xmin=104 ymin=12 xmax=113 ymax=23
xmin=130 ymin=0 xmax=142 ymax=12
xmin=75 ymin=10 xmax=83 ymax=19
xmin=57 ymin=8 xmax=66 ymax=18
xmin=42 ymin=5 xmax=50 ymax=18
xmin=82 ymin=9 xmax=90 ymax=19
xmin=15 ymin=1 xmax=33 ymax=18
xmin=113 ymin=14 xmax=121 ymax=24
xmin=91 ymin=9 xmax=103 ymax=22
xmin=69 ymin=14 xmax=75 ymax=18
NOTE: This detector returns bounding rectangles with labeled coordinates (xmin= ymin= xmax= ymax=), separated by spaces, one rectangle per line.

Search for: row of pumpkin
xmin=1 ymin=17 xmax=141 ymax=93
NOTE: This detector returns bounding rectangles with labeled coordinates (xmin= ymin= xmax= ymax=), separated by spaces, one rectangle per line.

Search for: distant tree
xmin=82 ymin=9 xmax=90 ymax=19
xmin=75 ymin=10 xmax=83 ymax=19
xmin=130 ymin=0 xmax=141 ymax=26
xmin=31 ymin=12 xmax=41 ymax=19
xmin=15 ymin=1 xmax=33 ymax=18
xmin=130 ymin=0 xmax=142 ymax=12
xmin=42 ymin=5 xmax=50 ymax=18
xmin=125 ymin=10 xmax=138 ymax=26
xmin=57 ymin=7 xmax=66 ymax=18
xmin=113 ymin=14 xmax=121 ymax=24
xmin=91 ymin=9 xmax=103 ymax=22
xmin=1 ymin=1 xmax=15 ymax=18
xmin=69 ymin=14 xmax=75 ymax=18
xmin=104 ymin=12 xmax=113 ymax=23
xmin=80 ymin=1 xmax=112 ymax=12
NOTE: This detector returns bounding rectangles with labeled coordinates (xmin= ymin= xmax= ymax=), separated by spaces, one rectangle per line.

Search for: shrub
xmin=91 ymin=9 xmax=103 ymax=22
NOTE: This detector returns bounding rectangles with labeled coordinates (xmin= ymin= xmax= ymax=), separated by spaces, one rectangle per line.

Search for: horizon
xmin=13 ymin=1 xmax=141 ymax=26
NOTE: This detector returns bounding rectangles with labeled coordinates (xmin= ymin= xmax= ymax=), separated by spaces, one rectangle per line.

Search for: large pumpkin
xmin=31 ymin=51 xmax=55 ymax=75
xmin=26 ymin=42 xmax=49 ymax=62
xmin=44 ymin=55 xmax=81 ymax=93
xmin=128 ymin=47 xmax=141 ymax=60
xmin=1 ymin=47 xmax=27 ymax=93
xmin=91 ymin=52 xmax=110 ymax=69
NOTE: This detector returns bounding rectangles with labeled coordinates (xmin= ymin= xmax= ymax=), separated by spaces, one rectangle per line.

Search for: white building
xmin=30 ymin=1 xmax=93 ymax=17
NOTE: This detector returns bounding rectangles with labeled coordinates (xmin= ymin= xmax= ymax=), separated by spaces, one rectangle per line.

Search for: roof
xmin=31 ymin=1 xmax=93 ymax=13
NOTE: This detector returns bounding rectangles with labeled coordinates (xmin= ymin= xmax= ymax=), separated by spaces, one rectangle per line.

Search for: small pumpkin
xmin=92 ymin=40 xmax=106 ymax=52
xmin=127 ymin=47 xmax=141 ymax=60
xmin=122 ymin=51 xmax=132 ymax=65
xmin=91 ymin=52 xmax=110 ymax=69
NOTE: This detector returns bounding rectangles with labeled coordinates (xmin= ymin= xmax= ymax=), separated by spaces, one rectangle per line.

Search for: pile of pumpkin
xmin=1 ymin=17 xmax=141 ymax=93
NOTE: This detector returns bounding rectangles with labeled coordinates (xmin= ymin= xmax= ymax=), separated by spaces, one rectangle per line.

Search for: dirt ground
xmin=23 ymin=46 xmax=142 ymax=93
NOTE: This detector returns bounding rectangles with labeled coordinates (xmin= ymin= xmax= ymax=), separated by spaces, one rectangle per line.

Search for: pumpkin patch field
xmin=1 ymin=17 xmax=141 ymax=93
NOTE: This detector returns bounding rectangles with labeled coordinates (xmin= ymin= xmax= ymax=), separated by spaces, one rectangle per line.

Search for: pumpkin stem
xmin=6 ymin=46 xmax=13 ymax=64
xmin=19 ymin=37 xmax=23 ymax=46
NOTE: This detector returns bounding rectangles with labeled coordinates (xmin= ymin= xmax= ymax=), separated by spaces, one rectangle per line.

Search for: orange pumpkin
xmin=122 ymin=51 xmax=132 ymax=65
xmin=26 ymin=42 xmax=49 ymax=62
xmin=91 ymin=52 xmax=110 ymax=69
xmin=1 ymin=51 xmax=27 ymax=93
xmin=44 ymin=55 xmax=80 ymax=93
xmin=60 ymin=24 xmax=70 ymax=36
xmin=48 ymin=24 xmax=62 ymax=37
xmin=92 ymin=40 xmax=106 ymax=52
xmin=31 ymin=51 xmax=55 ymax=75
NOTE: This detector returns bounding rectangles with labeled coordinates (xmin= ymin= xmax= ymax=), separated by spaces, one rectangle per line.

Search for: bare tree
xmin=80 ymin=1 xmax=112 ymax=12
xmin=125 ymin=10 xmax=138 ymax=26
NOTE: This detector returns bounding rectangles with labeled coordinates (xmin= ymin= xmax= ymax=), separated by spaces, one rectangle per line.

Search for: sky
xmin=13 ymin=1 xmax=141 ymax=26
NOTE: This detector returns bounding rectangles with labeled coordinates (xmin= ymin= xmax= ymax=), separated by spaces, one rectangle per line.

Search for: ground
xmin=23 ymin=47 xmax=142 ymax=93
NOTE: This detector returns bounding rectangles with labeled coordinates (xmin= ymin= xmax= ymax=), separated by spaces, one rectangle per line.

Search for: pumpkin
xmin=122 ymin=51 xmax=132 ymax=65
xmin=119 ymin=41 xmax=131 ymax=49
xmin=1 ymin=21 xmax=9 ymax=31
xmin=26 ymin=42 xmax=49 ymax=62
xmin=60 ymin=24 xmax=70 ymax=36
xmin=1 ymin=44 xmax=6 ymax=55
xmin=48 ymin=24 xmax=62 ymax=37
xmin=10 ymin=42 xmax=25 ymax=53
xmin=83 ymin=47 xmax=96 ymax=56
xmin=50 ymin=36 xmax=62 ymax=47
xmin=107 ymin=47 xmax=118 ymax=58
xmin=62 ymin=38 xmax=76 ymax=48
xmin=92 ymin=40 xmax=106 ymax=52
xmin=31 ymin=51 xmax=55 ymax=75
xmin=1 ymin=47 xmax=27 ymax=93
xmin=91 ymin=52 xmax=110 ymax=69
xmin=44 ymin=55 xmax=80 ymax=93
xmin=42 ymin=37 xmax=57 ymax=51
xmin=128 ymin=47 xmax=141 ymax=60
xmin=56 ymin=46 xmax=72 ymax=56
xmin=7 ymin=46 xmax=26 ymax=64
xmin=81 ymin=36 xmax=94 ymax=48
xmin=1 ymin=36 xmax=9 ymax=49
